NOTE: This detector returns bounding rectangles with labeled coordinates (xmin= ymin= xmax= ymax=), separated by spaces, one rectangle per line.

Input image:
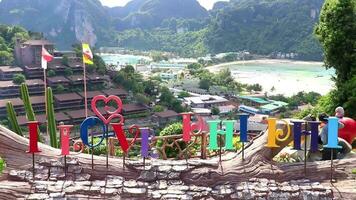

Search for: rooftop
xmin=0 ymin=98 xmax=23 ymax=107
xmin=30 ymin=95 xmax=45 ymax=104
xmin=22 ymin=40 xmax=54 ymax=46
xmin=78 ymin=91 xmax=105 ymax=99
xmin=0 ymin=66 xmax=23 ymax=73
xmin=54 ymin=93 xmax=83 ymax=102
xmin=0 ymin=79 xmax=44 ymax=88
xmin=103 ymin=88 xmax=128 ymax=96
xmin=239 ymin=96 xmax=270 ymax=104
xmin=154 ymin=110 xmax=179 ymax=118
xmin=47 ymin=76 xmax=70 ymax=83
xmin=123 ymin=104 xmax=148 ymax=112
xmin=17 ymin=112 xmax=69 ymax=126
xmin=184 ymin=95 xmax=228 ymax=105
xmin=67 ymin=75 xmax=85 ymax=82
xmin=66 ymin=109 xmax=94 ymax=119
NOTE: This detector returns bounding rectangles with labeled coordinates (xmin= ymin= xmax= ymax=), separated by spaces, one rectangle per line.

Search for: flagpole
xmin=42 ymin=45 xmax=48 ymax=137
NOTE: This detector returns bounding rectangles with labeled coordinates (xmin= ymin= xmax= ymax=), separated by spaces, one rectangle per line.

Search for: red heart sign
xmin=91 ymin=95 xmax=124 ymax=124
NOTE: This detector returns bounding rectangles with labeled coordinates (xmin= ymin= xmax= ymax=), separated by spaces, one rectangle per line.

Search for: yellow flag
xmin=82 ymin=43 xmax=93 ymax=65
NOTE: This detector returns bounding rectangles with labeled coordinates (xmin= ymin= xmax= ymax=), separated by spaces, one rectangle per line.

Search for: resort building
xmin=67 ymin=75 xmax=85 ymax=86
xmin=0 ymin=79 xmax=44 ymax=99
xmin=102 ymin=88 xmax=128 ymax=99
xmin=152 ymin=110 xmax=179 ymax=126
xmin=184 ymin=95 xmax=229 ymax=108
xmin=14 ymin=40 xmax=54 ymax=67
xmin=78 ymin=91 xmax=106 ymax=105
xmin=237 ymin=96 xmax=270 ymax=107
xmin=54 ymin=93 xmax=83 ymax=110
xmin=0 ymin=66 xmax=24 ymax=81
xmin=29 ymin=95 xmax=46 ymax=113
xmin=122 ymin=104 xmax=149 ymax=116
xmin=66 ymin=109 xmax=94 ymax=124
xmin=16 ymin=112 xmax=70 ymax=126
xmin=47 ymin=76 xmax=71 ymax=88
xmin=0 ymin=98 xmax=24 ymax=118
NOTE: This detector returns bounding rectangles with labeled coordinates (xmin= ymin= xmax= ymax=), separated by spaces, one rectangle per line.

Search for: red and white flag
xmin=41 ymin=47 xmax=53 ymax=69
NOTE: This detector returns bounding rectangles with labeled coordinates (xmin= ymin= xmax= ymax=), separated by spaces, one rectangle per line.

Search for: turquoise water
xmin=227 ymin=61 xmax=335 ymax=96
xmin=100 ymin=54 xmax=151 ymax=65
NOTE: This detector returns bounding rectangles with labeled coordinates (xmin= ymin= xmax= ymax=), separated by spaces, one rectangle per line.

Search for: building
xmin=15 ymin=40 xmax=54 ymax=67
xmin=54 ymin=93 xmax=83 ymax=110
xmin=78 ymin=91 xmax=106 ymax=105
xmin=66 ymin=109 xmax=94 ymax=124
xmin=103 ymin=88 xmax=128 ymax=99
xmin=29 ymin=95 xmax=46 ymax=113
xmin=87 ymin=74 xmax=109 ymax=85
xmin=47 ymin=76 xmax=70 ymax=88
xmin=238 ymin=96 xmax=270 ymax=107
xmin=0 ymin=79 xmax=44 ymax=99
xmin=153 ymin=110 xmax=179 ymax=126
xmin=67 ymin=75 xmax=85 ymax=86
xmin=0 ymin=66 xmax=24 ymax=81
xmin=0 ymin=98 xmax=24 ymax=118
xmin=217 ymin=105 xmax=237 ymax=115
xmin=17 ymin=112 xmax=70 ymax=126
xmin=259 ymin=100 xmax=288 ymax=115
xmin=159 ymin=73 xmax=178 ymax=80
xmin=122 ymin=104 xmax=149 ymax=116
xmin=23 ymin=65 xmax=43 ymax=79
xmin=184 ymin=95 xmax=229 ymax=108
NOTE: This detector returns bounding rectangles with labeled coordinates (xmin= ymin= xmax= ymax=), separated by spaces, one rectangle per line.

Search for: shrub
xmin=352 ymin=169 xmax=356 ymax=175
xmin=12 ymin=73 xmax=25 ymax=84
xmin=156 ymin=123 xmax=185 ymax=158
xmin=47 ymin=70 xmax=56 ymax=77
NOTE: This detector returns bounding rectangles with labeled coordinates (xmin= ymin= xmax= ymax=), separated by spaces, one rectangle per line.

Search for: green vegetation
xmin=211 ymin=107 xmax=220 ymax=116
xmin=6 ymin=102 xmax=23 ymax=136
xmin=156 ymin=123 xmax=184 ymax=158
xmin=159 ymin=87 xmax=185 ymax=113
xmin=62 ymin=55 xmax=69 ymax=66
xmin=0 ymin=25 xmax=29 ymax=65
xmin=177 ymin=91 xmax=190 ymax=98
xmin=46 ymin=87 xmax=58 ymax=148
xmin=270 ymin=92 xmax=322 ymax=109
xmin=352 ymin=168 xmax=356 ymax=174
xmin=314 ymin=0 xmax=356 ymax=118
xmin=0 ymin=157 xmax=5 ymax=174
xmin=47 ymin=69 xmax=56 ymax=77
xmin=152 ymin=105 xmax=165 ymax=112
xmin=12 ymin=73 xmax=25 ymax=84
xmin=20 ymin=83 xmax=42 ymax=142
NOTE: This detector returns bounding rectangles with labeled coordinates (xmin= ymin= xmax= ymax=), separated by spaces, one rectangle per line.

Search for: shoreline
xmin=206 ymin=59 xmax=324 ymax=72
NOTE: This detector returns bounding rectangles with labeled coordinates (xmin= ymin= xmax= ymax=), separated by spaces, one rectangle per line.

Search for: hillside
xmin=0 ymin=0 xmax=325 ymax=60
xmin=0 ymin=0 xmax=113 ymax=49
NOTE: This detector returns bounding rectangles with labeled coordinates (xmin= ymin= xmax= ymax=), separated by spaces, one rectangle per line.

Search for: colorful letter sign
xmin=58 ymin=125 xmax=73 ymax=156
xmin=80 ymin=117 xmax=106 ymax=148
xmin=324 ymin=117 xmax=342 ymax=149
xmin=292 ymin=121 xmax=320 ymax=152
xmin=265 ymin=118 xmax=290 ymax=148
xmin=182 ymin=112 xmax=207 ymax=142
xmin=27 ymin=121 xmax=41 ymax=153
xmin=208 ymin=120 xmax=235 ymax=150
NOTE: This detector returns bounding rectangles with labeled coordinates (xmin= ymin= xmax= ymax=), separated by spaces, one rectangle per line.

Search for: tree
xmin=211 ymin=107 xmax=220 ymax=115
xmin=55 ymin=84 xmax=65 ymax=93
xmin=199 ymin=78 xmax=211 ymax=90
xmin=314 ymin=0 xmax=356 ymax=118
xmin=153 ymin=105 xmax=165 ymax=112
xmin=47 ymin=70 xmax=56 ymax=77
xmin=12 ymin=74 xmax=25 ymax=84
xmin=178 ymin=91 xmax=190 ymax=98
xmin=62 ymin=55 xmax=69 ymax=66
xmin=64 ymin=67 xmax=73 ymax=76
xmin=0 ymin=51 xmax=13 ymax=65
xmin=135 ymin=93 xmax=150 ymax=105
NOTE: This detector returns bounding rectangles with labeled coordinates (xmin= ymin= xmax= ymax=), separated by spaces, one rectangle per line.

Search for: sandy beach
xmin=206 ymin=59 xmax=333 ymax=96
xmin=206 ymin=59 xmax=324 ymax=72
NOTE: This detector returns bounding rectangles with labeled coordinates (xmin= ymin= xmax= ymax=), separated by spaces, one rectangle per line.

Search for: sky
xmin=99 ymin=0 xmax=228 ymax=10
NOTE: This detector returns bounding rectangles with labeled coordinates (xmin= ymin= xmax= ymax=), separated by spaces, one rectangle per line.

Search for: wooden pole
xmin=106 ymin=124 xmax=109 ymax=169
xmin=242 ymin=142 xmax=245 ymax=161
xmin=331 ymin=149 xmax=334 ymax=182
xmin=42 ymin=45 xmax=49 ymax=138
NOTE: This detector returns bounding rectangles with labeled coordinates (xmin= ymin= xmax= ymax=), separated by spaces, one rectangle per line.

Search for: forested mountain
xmin=0 ymin=0 xmax=325 ymax=60
xmin=0 ymin=0 xmax=114 ymax=49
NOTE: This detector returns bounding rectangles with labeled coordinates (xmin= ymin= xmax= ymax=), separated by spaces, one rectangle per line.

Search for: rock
xmin=124 ymin=180 xmax=139 ymax=188
xmin=49 ymin=192 xmax=65 ymax=198
xmin=138 ymin=171 xmax=157 ymax=182
xmin=231 ymin=192 xmax=243 ymax=199
xmin=123 ymin=187 xmax=147 ymax=195
xmin=158 ymin=165 xmax=172 ymax=172
xmin=101 ymin=188 xmax=118 ymax=195
xmin=93 ymin=180 xmax=106 ymax=187
xmin=172 ymin=165 xmax=187 ymax=172
xmin=158 ymin=180 xmax=168 ymax=189
xmin=67 ymin=165 xmax=82 ymax=174
xmin=167 ymin=172 xmax=180 ymax=179
xmin=27 ymin=193 xmax=50 ymax=200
